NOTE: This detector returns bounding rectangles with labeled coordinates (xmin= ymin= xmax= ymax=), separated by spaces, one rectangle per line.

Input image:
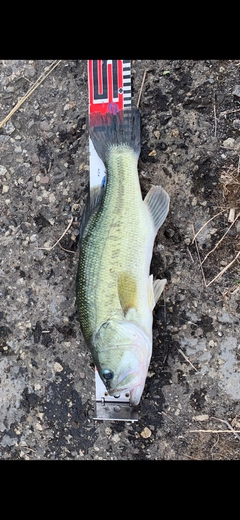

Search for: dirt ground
xmin=0 ymin=60 xmax=240 ymax=460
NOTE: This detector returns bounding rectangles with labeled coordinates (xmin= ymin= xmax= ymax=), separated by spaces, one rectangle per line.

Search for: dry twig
xmin=178 ymin=348 xmax=198 ymax=372
xmin=201 ymin=212 xmax=240 ymax=265
xmin=192 ymin=207 xmax=240 ymax=287
xmin=37 ymin=217 xmax=74 ymax=252
xmin=59 ymin=242 xmax=75 ymax=254
xmin=219 ymin=107 xmax=240 ymax=117
xmin=212 ymin=417 xmax=240 ymax=440
xmin=190 ymin=417 xmax=240 ymax=440
xmin=137 ymin=69 xmax=148 ymax=108
xmin=187 ymin=246 xmax=194 ymax=263
xmin=206 ymin=251 xmax=240 ymax=287
xmin=192 ymin=224 xmax=207 ymax=287
xmin=0 ymin=60 xmax=62 ymax=129
xmin=190 ymin=429 xmax=240 ymax=434
xmin=192 ymin=209 xmax=226 ymax=242
xmin=213 ymin=94 xmax=217 ymax=137
xmin=190 ymin=416 xmax=240 ymax=438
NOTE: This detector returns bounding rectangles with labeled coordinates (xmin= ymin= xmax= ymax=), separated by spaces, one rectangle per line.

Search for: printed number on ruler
xmin=88 ymin=60 xmax=131 ymax=117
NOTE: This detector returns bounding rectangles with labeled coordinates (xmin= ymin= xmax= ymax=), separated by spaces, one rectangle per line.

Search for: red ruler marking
xmin=87 ymin=60 xmax=131 ymax=186
xmin=88 ymin=60 xmax=130 ymax=120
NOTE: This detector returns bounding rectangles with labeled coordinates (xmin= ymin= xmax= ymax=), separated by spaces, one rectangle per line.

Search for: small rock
xmin=176 ymin=294 xmax=185 ymax=302
xmin=208 ymin=340 xmax=215 ymax=347
xmin=25 ymin=65 xmax=36 ymax=78
xmin=28 ymin=120 xmax=35 ymax=130
xmin=164 ymin=228 xmax=175 ymax=239
xmin=193 ymin=414 xmax=209 ymax=422
xmin=0 ymin=165 xmax=7 ymax=176
xmin=218 ymin=313 xmax=233 ymax=324
xmin=54 ymin=362 xmax=63 ymax=373
xmin=223 ymin=137 xmax=235 ymax=149
xmin=29 ymin=234 xmax=38 ymax=242
xmin=172 ymin=128 xmax=180 ymax=137
xmin=40 ymin=176 xmax=49 ymax=184
xmin=232 ymin=85 xmax=240 ymax=98
xmin=3 ymin=121 xmax=15 ymax=134
xmin=112 ymin=433 xmax=121 ymax=443
xmin=5 ymin=86 xmax=15 ymax=93
xmin=1 ymin=435 xmax=17 ymax=447
xmin=49 ymin=193 xmax=56 ymax=203
xmin=140 ymin=427 xmax=151 ymax=439
xmin=74 ymin=381 xmax=83 ymax=392
xmin=2 ymin=185 xmax=9 ymax=194
xmin=232 ymin=119 xmax=240 ymax=129
xmin=40 ymin=121 xmax=51 ymax=132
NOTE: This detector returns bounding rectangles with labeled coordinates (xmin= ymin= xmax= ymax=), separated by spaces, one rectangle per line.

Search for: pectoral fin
xmin=148 ymin=275 xmax=167 ymax=310
xmin=144 ymin=186 xmax=170 ymax=234
xmin=118 ymin=272 xmax=138 ymax=315
xmin=153 ymin=278 xmax=167 ymax=305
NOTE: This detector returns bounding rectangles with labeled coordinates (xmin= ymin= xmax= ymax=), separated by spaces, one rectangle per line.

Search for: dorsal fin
xmin=79 ymin=184 xmax=105 ymax=240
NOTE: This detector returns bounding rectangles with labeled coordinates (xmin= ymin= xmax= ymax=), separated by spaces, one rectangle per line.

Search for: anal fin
xmin=153 ymin=278 xmax=167 ymax=305
xmin=148 ymin=275 xmax=167 ymax=310
xmin=144 ymin=186 xmax=170 ymax=234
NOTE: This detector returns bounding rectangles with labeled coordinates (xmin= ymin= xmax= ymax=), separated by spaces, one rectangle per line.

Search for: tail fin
xmin=89 ymin=107 xmax=141 ymax=165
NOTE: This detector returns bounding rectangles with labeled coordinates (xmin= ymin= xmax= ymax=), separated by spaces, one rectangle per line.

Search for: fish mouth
xmin=107 ymin=385 xmax=143 ymax=406
xmin=107 ymin=371 xmax=144 ymax=405
xmin=129 ymin=385 xmax=144 ymax=406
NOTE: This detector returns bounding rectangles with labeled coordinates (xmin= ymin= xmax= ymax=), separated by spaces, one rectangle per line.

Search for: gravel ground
xmin=1 ymin=60 xmax=240 ymax=459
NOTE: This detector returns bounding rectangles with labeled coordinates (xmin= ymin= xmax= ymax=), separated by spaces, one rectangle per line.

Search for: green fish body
xmin=76 ymin=108 xmax=169 ymax=405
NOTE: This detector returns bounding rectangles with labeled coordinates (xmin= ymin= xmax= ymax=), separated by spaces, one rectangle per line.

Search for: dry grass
xmin=192 ymin=162 xmax=240 ymax=288
xmin=0 ymin=60 xmax=62 ymax=129
xmin=220 ymin=163 xmax=240 ymax=198
xmin=37 ymin=217 xmax=74 ymax=253
xmin=190 ymin=416 xmax=240 ymax=440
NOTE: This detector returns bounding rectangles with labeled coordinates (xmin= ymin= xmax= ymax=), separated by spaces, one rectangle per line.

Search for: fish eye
xmin=102 ymin=369 xmax=114 ymax=380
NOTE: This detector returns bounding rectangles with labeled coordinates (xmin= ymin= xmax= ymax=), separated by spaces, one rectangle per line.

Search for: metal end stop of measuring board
xmin=93 ymin=369 xmax=139 ymax=422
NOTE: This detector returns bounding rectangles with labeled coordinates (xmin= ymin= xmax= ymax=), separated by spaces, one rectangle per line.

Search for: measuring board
xmin=87 ymin=59 xmax=138 ymax=421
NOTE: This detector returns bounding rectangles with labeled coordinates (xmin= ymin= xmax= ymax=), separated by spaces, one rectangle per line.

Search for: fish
xmin=76 ymin=107 xmax=170 ymax=406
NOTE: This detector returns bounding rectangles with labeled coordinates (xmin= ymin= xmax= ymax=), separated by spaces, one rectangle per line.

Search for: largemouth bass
xmin=76 ymin=107 xmax=170 ymax=405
